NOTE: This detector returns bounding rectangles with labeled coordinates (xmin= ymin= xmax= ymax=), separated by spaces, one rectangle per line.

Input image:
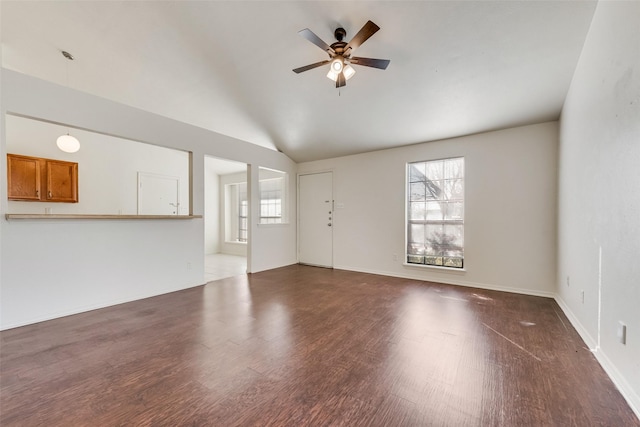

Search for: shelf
xmin=5 ymin=214 xmax=202 ymax=220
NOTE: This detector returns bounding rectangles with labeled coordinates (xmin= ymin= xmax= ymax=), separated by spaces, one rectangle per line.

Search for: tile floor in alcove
xmin=204 ymin=253 xmax=247 ymax=283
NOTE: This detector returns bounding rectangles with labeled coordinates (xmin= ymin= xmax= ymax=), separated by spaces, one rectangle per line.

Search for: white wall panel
xmin=0 ymin=70 xmax=297 ymax=329
xmin=298 ymin=122 xmax=558 ymax=297
xmin=558 ymin=1 xmax=640 ymax=416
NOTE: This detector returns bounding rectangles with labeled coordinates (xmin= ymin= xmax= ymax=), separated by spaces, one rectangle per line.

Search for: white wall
xmin=0 ymin=69 xmax=298 ymax=329
xmin=298 ymin=122 xmax=558 ymax=296
xmin=204 ymin=158 xmax=220 ymax=254
xmin=6 ymin=115 xmax=190 ymax=215
xmin=252 ymin=167 xmax=297 ymax=272
xmin=557 ymin=1 xmax=640 ymax=416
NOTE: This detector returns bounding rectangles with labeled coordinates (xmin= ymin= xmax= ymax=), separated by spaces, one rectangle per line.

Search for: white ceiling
xmin=1 ymin=1 xmax=597 ymax=163
xmin=205 ymin=155 xmax=246 ymax=176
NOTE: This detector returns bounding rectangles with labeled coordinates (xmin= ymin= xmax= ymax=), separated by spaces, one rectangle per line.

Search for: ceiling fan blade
xmin=350 ymin=57 xmax=390 ymax=70
xmin=336 ymin=72 xmax=346 ymax=88
xmin=293 ymin=60 xmax=331 ymax=74
xmin=298 ymin=28 xmax=334 ymax=55
xmin=345 ymin=20 xmax=380 ymax=53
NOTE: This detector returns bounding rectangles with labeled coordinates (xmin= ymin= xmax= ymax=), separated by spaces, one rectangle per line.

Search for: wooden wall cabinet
xmin=7 ymin=154 xmax=78 ymax=203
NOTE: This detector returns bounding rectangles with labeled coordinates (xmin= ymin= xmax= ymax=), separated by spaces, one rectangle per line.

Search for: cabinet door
xmin=46 ymin=160 xmax=78 ymax=203
xmin=7 ymin=154 xmax=41 ymax=201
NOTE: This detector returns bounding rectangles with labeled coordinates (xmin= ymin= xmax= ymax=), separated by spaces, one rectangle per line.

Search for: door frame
xmin=297 ymin=170 xmax=334 ymax=267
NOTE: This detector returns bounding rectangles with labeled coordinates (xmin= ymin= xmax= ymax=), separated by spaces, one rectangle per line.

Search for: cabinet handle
xmin=48 ymin=191 xmax=52 ymax=199
xmin=35 ymin=190 xmax=39 ymax=197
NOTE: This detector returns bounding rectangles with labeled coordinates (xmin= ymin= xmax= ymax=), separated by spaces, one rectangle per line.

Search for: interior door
xmin=138 ymin=172 xmax=180 ymax=215
xmin=298 ymin=172 xmax=333 ymax=267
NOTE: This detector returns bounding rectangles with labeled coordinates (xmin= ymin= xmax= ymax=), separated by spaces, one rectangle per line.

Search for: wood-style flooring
xmin=1 ymin=265 xmax=638 ymax=426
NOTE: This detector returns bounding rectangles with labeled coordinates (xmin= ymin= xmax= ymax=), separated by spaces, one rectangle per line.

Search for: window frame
xmin=224 ymin=181 xmax=248 ymax=244
xmin=405 ymin=157 xmax=465 ymax=270
xmin=258 ymin=167 xmax=289 ymax=225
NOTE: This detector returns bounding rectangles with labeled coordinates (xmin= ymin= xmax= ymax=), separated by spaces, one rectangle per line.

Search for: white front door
xmin=298 ymin=172 xmax=333 ymax=267
xmin=138 ymin=172 xmax=180 ymax=215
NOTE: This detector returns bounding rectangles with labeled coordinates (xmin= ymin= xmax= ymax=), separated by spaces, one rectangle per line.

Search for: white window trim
xmin=405 ymin=157 xmax=465 ymax=270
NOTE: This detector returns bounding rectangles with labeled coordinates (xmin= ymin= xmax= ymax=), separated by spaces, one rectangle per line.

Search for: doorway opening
xmin=204 ymin=156 xmax=248 ymax=282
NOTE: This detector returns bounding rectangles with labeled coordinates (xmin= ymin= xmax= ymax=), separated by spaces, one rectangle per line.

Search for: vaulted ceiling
xmin=1 ymin=1 xmax=597 ymax=162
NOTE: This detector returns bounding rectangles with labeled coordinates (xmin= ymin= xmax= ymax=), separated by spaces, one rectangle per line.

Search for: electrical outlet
xmin=618 ymin=322 xmax=627 ymax=345
xmin=580 ymin=290 xmax=585 ymax=304
xmin=187 ymin=262 xmax=192 ymax=270
xmin=566 ymin=276 xmax=570 ymax=287
xmin=393 ymin=253 xmax=398 ymax=261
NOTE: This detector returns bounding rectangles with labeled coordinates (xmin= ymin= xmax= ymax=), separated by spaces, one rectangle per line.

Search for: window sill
xmin=403 ymin=262 xmax=466 ymax=273
xmin=224 ymin=240 xmax=247 ymax=246
xmin=257 ymin=222 xmax=290 ymax=227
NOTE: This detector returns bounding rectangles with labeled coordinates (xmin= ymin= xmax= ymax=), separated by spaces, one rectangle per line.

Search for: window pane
xmin=410 ymin=182 xmax=426 ymax=201
xmin=426 ymin=162 xmax=444 ymax=180
xmin=445 ymin=158 xmax=464 ymax=178
xmin=410 ymin=202 xmax=426 ymax=220
xmin=443 ymin=224 xmax=464 ymax=254
xmin=409 ymin=224 xmax=425 ymax=245
xmin=426 ymin=180 xmax=443 ymax=200
xmin=424 ymin=240 xmax=439 ymax=256
xmin=425 ymin=224 xmax=443 ymax=253
xmin=409 ymin=163 xmax=426 ymax=182
xmin=426 ymin=201 xmax=443 ymax=220
xmin=407 ymin=243 xmax=424 ymax=256
xmin=443 ymin=179 xmax=464 ymax=200
xmin=444 ymin=201 xmax=464 ymax=220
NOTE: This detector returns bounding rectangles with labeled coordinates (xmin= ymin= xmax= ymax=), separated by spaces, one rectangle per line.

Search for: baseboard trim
xmin=553 ymin=296 xmax=597 ymax=349
xmin=333 ymin=264 xmax=555 ymax=298
xmin=554 ymin=296 xmax=640 ymax=420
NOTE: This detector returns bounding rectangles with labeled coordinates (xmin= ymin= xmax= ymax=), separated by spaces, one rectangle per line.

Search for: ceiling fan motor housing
xmin=334 ymin=27 xmax=347 ymax=41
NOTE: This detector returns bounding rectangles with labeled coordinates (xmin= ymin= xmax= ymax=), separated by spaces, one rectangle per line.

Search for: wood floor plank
xmin=1 ymin=264 xmax=638 ymax=426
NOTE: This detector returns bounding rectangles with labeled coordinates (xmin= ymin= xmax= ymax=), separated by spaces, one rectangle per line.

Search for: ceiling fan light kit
xmin=326 ymin=58 xmax=356 ymax=82
xmin=293 ymin=20 xmax=390 ymax=88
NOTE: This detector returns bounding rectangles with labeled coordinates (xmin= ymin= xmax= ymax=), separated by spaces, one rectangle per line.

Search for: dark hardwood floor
xmin=1 ymin=265 xmax=638 ymax=426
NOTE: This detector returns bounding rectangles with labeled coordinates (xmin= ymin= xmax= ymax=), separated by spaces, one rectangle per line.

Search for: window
xmin=238 ymin=191 xmax=248 ymax=242
xmin=407 ymin=157 xmax=464 ymax=268
xmin=259 ymin=168 xmax=288 ymax=224
xmin=225 ymin=182 xmax=247 ymax=243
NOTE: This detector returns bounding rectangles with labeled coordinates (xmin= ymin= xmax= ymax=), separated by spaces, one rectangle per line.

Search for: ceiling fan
xmin=293 ymin=20 xmax=390 ymax=88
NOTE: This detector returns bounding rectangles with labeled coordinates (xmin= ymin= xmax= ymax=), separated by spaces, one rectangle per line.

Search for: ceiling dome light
xmin=56 ymin=134 xmax=80 ymax=153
